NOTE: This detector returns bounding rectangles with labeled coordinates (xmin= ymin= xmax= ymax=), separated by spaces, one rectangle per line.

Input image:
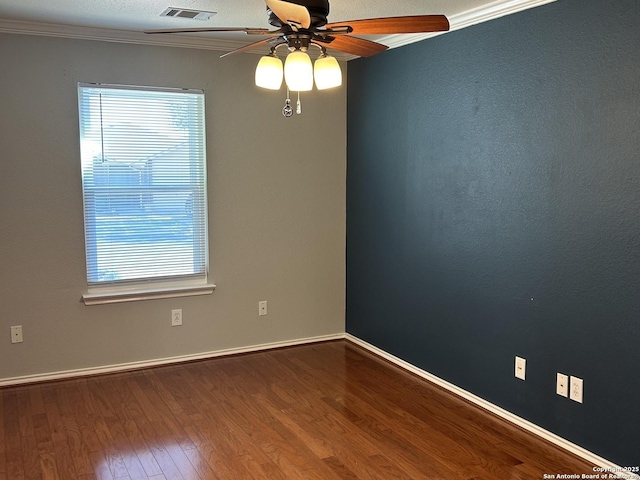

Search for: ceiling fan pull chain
xmin=282 ymin=88 xmax=293 ymax=117
xmin=296 ymin=91 xmax=302 ymax=115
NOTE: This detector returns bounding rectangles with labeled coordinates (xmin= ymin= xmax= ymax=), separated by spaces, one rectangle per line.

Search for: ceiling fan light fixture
xmin=284 ymin=50 xmax=313 ymax=92
xmin=150 ymin=1 xmax=450 ymax=114
xmin=255 ymin=53 xmax=283 ymax=90
xmin=314 ymin=54 xmax=342 ymax=90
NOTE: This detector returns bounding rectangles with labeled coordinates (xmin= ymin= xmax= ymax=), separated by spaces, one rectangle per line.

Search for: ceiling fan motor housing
xmin=267 ymin=0 xmax=330 ymax=28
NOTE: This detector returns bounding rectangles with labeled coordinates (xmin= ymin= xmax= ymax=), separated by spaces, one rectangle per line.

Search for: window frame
xmin=77 ymin=82 xmax=215 ymax=305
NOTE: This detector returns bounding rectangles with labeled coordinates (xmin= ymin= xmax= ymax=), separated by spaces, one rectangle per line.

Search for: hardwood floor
xmin=1 ymin=340 xmax=594 ymax=479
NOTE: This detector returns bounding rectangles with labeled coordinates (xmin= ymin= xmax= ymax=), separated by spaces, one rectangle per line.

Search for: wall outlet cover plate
xmin=515 ymin=356 xmax=526 ymax=380
xmin=556 ymin=373 xmax=569 ymax=397
xmin=570 ymin=376 xmax=583 ymax=403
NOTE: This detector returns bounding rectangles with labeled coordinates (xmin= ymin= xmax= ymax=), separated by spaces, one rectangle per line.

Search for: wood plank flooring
xmin=1 ymin=340 xmax=595 ymax=479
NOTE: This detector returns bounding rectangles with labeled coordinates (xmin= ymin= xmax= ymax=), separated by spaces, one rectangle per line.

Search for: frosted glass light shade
xmin=284 ymin=51 xmax=313 ymax=92
xmin=255 ymin=55 xmax=283 ymax=90
xmin=314 ymin=55 xmax=342 ymax=90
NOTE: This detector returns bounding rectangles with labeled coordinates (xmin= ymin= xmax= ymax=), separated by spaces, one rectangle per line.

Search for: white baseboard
xmin=345 ymin=334 xmax=639 ymax=479
xmin=2 ymin=331 xmax=635 ymax=479
xmin=0 ymin=333 xmax=344 ymax=387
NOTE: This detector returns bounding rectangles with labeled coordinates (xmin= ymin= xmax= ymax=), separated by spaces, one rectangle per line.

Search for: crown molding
xmin=0 ymin=0 xmax=557 ymax=60
xmin=0 ymin=19 xmax=253 ymax=51
xmin=380 ymin=0 xmax=557 ymax=50
xmin=0 ymin=18 xmax=356 ymax=61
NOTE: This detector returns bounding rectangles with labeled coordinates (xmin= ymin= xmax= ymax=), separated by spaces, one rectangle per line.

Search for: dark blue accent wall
xmin=346 ymin=0 xmax=640 ymax=465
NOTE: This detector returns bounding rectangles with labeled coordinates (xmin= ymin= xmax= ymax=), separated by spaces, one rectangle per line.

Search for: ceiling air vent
xmin=160 ymin=7 xmax=217 ymax=21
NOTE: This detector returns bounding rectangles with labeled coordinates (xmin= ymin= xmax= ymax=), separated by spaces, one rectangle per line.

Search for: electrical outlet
xmin=10 ymin=325 xmax=23 ymax=344
xmin=258 ymin=301 xmax=267 ymax=316
xmin=556 ymin=373 xmax=569 ymax=397
xmin=515 ymin=356 xmax=526 ymax=380
xmin=570 ymin=376 xmax=583 ymax=403
xmin=171 ymin=309 xmax=183 ymax=326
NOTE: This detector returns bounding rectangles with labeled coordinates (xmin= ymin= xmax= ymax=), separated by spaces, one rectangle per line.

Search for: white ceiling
xmin=0 ymin=0 xmax=555 ymax=59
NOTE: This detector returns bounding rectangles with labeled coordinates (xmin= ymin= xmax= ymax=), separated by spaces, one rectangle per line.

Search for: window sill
xmin=82 ymin=283 xmax=216 ymax=306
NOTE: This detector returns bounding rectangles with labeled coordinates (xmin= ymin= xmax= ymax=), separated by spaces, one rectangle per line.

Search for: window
xmin=78 ymin=83 xmax=212 ymax=304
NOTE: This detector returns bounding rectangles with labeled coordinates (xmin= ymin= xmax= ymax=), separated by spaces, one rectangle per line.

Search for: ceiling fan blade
xmin=325 ymin=35 xmax=388 ymax=57
xmin=145 ymin=27 xmax=273 ymax=35
xmin=326 ymin=15 xmax=449 ymax=35
xmin=265 ymin=0 xmax=311 ymax=29
xmin=220 ymin=36 xmax=282 ymax=58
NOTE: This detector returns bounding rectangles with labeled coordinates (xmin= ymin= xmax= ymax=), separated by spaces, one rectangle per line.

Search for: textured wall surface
xmin=346 ymin=0 xmax=639 ymax=465
xmin=0 ymin=33 xmax=346 ymax=380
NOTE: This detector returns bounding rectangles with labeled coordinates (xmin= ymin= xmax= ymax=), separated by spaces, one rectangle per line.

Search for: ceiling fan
xmin=146 ymin=0 xmax=449 ymax=115
xmin=146 ymin=0 xmax=450 ymax=58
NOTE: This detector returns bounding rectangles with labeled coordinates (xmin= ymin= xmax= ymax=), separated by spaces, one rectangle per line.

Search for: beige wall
xmin=0 ymin=33 xmax=346 ymax=381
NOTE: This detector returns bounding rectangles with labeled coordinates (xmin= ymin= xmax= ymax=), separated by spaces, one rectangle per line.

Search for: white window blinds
xmin=78 ymin=83 xmax=208 ymax=288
